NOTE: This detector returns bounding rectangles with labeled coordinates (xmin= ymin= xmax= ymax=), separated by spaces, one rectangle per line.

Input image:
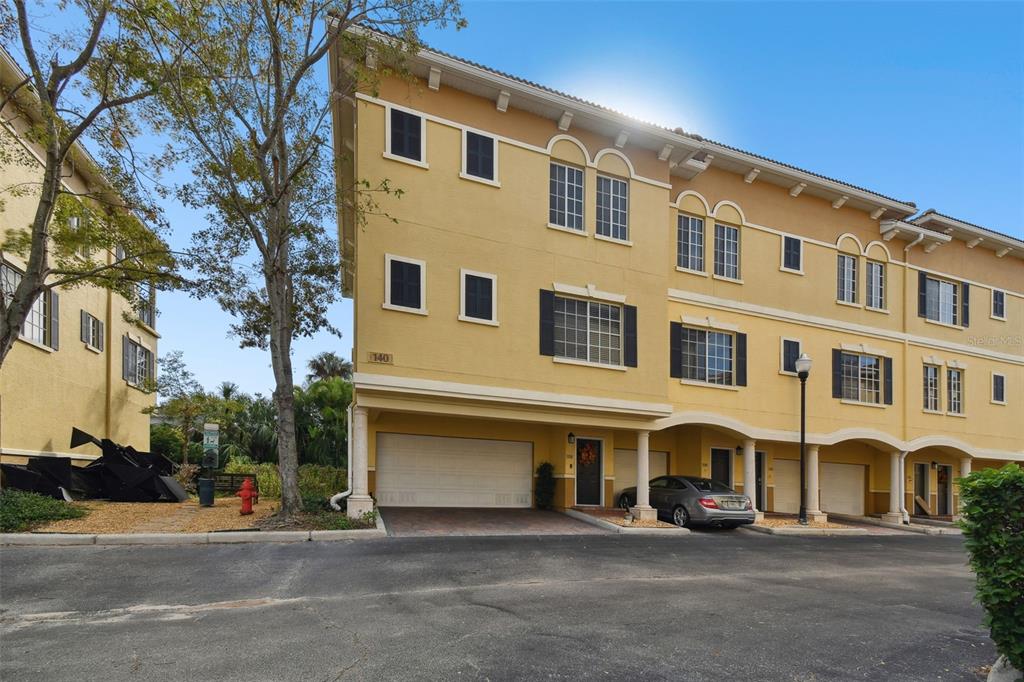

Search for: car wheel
xmin=618 ymin=494 xmax=632 ymax=510
xmin=672 ymin=505 xmax=690 ymax=528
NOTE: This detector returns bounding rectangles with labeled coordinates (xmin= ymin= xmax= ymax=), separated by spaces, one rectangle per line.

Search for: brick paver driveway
xmin=379 ymin=507 xmax=608 ymax=536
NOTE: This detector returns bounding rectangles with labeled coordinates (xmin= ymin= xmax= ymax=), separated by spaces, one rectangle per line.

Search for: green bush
xmin=0 ymin=489 xmax=87 ymax=532
xmin=958 ymin=463 xmax=1024 ymax=671
xmin=535 ymin=462 xmax=555 ymax=509
xmin=223 ymin=456 xmax=281 ymax=498
xmin=222 ymin=457 xmax=347 ymax=503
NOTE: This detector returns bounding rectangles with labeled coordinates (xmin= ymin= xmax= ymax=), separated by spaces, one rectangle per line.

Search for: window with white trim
xmin=389 ymin=109 xmax=422 ymax=162
xmin=677 ymin=214 xmax=704 ymax=271
xmin=923 ymin=364 xmax=940 ymax=411
xmin=553 ymin=295 xmax=621 ymax=366
xmin=460 ymin=270 xmax=496 ymax=324
xmin=837 ymin=254 xmax=857 ymax=303
xmin=81 ymin=310 xmax=104 ymax=350
xmin=924 ymin=276 xmax=958 ymax=325
xmin=1 ymin=262 xmax=54 ymax=347
xmin=992 ymin=373 xmax=1005 ymax=405
xmin=713 ymin=224 xmax=739 ymax=279
xmin=992 ymin=289 xmax=1006 ymax=320
xmin=781 ymin=338 xmax=801 ymax=374
xmin=840 ymin=351 xmax=881 ymax=404
xmin=947 ymin=367 xmax=963 ymax=414
xmin=384 ymin=255 xmax=426 ymax=314
xmin=866 ymin=261 xmax=885 ymax=310
xmin=549 ymin=162 xmax=584 ymax=230
xmin=782 ymin=236 xmax=802 ymax=272
xmin=464 ymin=131 xmax=495 ymax=181
xmin=681 ymin=326 xmax=734 ymax=386
xmin=123 ymin=336 xmax=154 ymax=387
xmin=137 ymin=282 xmax=156 ymax=328
xmin=596 ymin=175 xmax=628 ymax=241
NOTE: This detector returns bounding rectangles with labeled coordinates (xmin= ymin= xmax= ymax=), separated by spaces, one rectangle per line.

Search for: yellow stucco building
xmin=330 ymin=38 xmax=1022 ymax=522
xmin=0 ymin=49 xmax=156 ymax=465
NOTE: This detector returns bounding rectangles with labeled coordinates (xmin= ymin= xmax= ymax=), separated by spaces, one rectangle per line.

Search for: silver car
xmin=617 ymin=475 xmax=755 ymax=528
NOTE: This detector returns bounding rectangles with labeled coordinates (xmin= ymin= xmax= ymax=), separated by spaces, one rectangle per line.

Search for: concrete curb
xmin=563 ymin=509 xmax=691 ymax=535
xmin=827 ymin=514 xmax=962 ymax=536
xmin=741 ymin=524 xmax=881 ymax=537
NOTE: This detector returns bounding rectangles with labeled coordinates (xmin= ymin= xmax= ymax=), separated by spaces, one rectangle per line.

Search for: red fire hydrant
xmin=237 ymin=477 xmax=256 ymax=516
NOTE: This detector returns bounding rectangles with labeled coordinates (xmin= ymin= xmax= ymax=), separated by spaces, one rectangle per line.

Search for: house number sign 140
xmin=367 ymin=352 xmax=394 ymax=364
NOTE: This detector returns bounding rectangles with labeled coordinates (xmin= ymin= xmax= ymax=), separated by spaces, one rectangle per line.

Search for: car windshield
xmin=684 ymin=477 xmax=733 ymax=493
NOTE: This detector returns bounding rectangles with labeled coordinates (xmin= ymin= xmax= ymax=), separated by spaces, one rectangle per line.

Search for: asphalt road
xmin=0 ymin=531 xmax=993 ymax=681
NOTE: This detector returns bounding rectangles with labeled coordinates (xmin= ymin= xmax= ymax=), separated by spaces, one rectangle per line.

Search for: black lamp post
xmin=795 ymin=353 xmax=813 ymax=525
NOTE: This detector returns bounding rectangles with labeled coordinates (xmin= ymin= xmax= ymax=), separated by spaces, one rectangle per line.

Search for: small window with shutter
xmin=463 ymin=131 xmax=496 ymax=182
xmin=780 ymin=338 xmax=801 ymax=374
xmin=781 ymin=236 xmax=802 ymax=272
xmin=460 ymin=270 xmax=497 ymax=325
xmin=388 ymin=108 xmax=423 ymax=162
xmin=80 ymin=310 xmax=105 ymax=351
xmin=384 ymin=255 xmax=426 ymax=314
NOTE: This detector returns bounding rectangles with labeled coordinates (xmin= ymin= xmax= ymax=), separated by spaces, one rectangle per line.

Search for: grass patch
xmin=0 ymin=489 xmax=88 ymax=532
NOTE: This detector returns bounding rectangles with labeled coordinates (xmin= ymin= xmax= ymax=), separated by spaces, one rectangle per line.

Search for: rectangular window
xmin=713 ymin=224 xmax=740 ymax=279
xmin=677 ymin=214 xmax=705 ymax=272
xmin=923 ymin=365 xmax=940 ymax=411
xmin=837 ymin=254 xmax=857 ymax=303
xmin=947 ymin=368 xmax=963 ymax=414
xmin=385 ymin=255 xmax=425 ymax=313
xmin=137 ymin=283 xmax=156 ymax=328
xmin=460 ymin=270 xmax=496 ymax=324
xmin=781 ymin=338 xmax=801 ymax=374
xmin=389 ymin=108 xmax=422 ymax=162
xmin=124 ymin=336 xmax=154 ymax=387
xmin=866 ymin=261 xmax=885 ymax=310
xmin=840 ymin=351 xmax=881 ymax=404
xmin=924 ymin=276 xmax=958 ymax=325
xmin=80 ymin=310 xmax=104 ymax=350
xmin=464 ymin=131 xmax=495 ymax=181
xmin=782 ymin=236 xmax=802 ymax=272
xmin=992 ymin=290 xmax=1006 ymax=320
xmin=1 ymin=262 xmax=54 ymax=347
xmin=596 ymin=175 xmax=628 ymax=241
xmin=681 ymin=326 xmax=734 ymax=386
xmin=992 ymin=373 xmax=1005 ymax=405
xmin=549 ymin=162 xmax=584 ymax=230
xmin=553 ymin=295 xmax=621 ymax=366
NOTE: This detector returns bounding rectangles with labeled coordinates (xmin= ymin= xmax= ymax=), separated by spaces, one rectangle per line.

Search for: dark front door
xmin=914 ymin=463 xmax=930 ymax=515
xmin=711 ymin=448 xmax=732 ymax=487
xmin=937 ymin=465 xmax=951 ymax=516
xmin=575 ymin=439 xmax=602 ymax=505
xmin=755 ymin=452 xmax=766 ymax=511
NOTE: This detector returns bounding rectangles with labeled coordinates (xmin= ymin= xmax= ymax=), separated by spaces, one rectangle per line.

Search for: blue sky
xmin=33 ymin=1 xmax=1024 ymax=396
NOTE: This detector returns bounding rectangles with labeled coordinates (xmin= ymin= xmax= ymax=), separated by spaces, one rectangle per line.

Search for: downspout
xmin=329 ymin=403 xmax=354 ymax=510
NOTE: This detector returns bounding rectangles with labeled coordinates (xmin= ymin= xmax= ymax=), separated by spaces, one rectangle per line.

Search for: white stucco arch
xmin=836 ymin=232 xmax=865 ymax=254
xmin=711 ymin=199 xmax=747 ymax=225
xmin=673 ymin=189 xmax=711 ymax=214
xmin=545 ymin=134 xmax=591 ymax=164
xmin=592 ymin=147 xmax=637 ymax=178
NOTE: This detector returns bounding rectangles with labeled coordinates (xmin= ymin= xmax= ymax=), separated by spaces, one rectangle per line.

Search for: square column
xmin=347 ymin=406 xmax=374 ymax=519
xmin=805 ymin=444 xmax=827 ymax=523
xmin=742 ymin=439 xmax=762 ymax=521
xmin=956 ymin=457 xmax=972 ymax=519
xmin=881 ymin=450 xmax=905 ymax=525
xmin=629 ymin=430 xmax=657 ymax=521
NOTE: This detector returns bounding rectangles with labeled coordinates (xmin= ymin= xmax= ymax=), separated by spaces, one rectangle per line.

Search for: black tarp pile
xmin=0 ymin=428 xmax=188 ymax=502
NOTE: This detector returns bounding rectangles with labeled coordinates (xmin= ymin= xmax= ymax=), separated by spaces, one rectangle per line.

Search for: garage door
xmin=376 ymin=434 xmax=533 ymax=508
xmin=773 ymin=459 xmax=800 ymax=513
xmin=820 ymin=462 xmax=865 ymax=516
xmin=613 ymin=449 xmax=669 ymax=501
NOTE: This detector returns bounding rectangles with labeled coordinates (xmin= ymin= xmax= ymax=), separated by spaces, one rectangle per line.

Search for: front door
xmin=936 ymin=465 xmax=952 ymax=516
xmin=575 ymin=438 xmax=603 ymax=506
xmin=755 ymin=452 xmax=766 ymax=511
xmin=914 ymin=463 xmax=930 ymax=515
xmin=711 ymin=448 xmax=732 ymax=487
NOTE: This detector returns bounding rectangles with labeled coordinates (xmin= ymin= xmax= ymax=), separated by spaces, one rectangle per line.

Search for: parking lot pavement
xmin=379 ymin=507 xmax=609 ymax=536
xmin=0 ymin=533 xmax=993 ymax=681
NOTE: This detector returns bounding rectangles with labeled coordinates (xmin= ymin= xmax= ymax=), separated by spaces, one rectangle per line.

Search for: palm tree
xmin=306 ymin=352 xmax=353 ymax=383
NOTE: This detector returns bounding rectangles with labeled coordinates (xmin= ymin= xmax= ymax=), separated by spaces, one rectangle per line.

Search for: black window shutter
xmin=539 ymin=290 xmax=554 ymax=356
xmin=832 ymin=349 xmax=843 ymax=399
xmin=669 ymin=322 xmax=683 ymax=378
xmin=735 ymin=332 xmax=747 ymax=386
xmin=918 ymin=272 xmax=927 ymax=318
xmin=623 ymin=305 xmax=637 ymax=367
xmin=48 ymin=290 xmax=59 ymax=350
xmin=97 ymin=320 xmax=105 ymax=351
xmin=80 ymin=309 xmax=89 ymax=344
xmin=122 ymin=336 xmax=131 ymax=381
xmin=960 ymin=282 xmax=970 ymax=327
xmin=883 ymin=357 xmax=893 ymax=405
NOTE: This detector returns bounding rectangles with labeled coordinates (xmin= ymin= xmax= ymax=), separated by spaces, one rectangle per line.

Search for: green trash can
xmin=198 ymin=478 xmax=215 ymax=507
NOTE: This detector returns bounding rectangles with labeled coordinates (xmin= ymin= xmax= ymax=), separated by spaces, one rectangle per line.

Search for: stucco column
xmin=956 ymin=457 xmax=972 ymax=519
xmin=347 ymin=406 xmax=374 ymax=519
xmin=742 ymin=439 xmax=762 ymax=521
xmin=881 ymin=451 xmax=904 ymax=525
xmin=629 ymin=430 xmax=657 ymax=521
xmin=805 ymin=445 xmax=827 ymax=523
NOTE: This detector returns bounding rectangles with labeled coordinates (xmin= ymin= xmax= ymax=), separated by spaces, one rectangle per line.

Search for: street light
xmin=795 ymin=353 xmax=812 ymax=525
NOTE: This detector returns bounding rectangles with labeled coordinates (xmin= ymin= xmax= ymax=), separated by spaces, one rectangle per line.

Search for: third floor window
xmin=837 ymin=254 xmax=857 ymax=303
xmin=596 ymin=175 xmax=628 ymax=241
xmin=713 ymin=224 xmax=740 ymax=279
xmin=549 ymin=162 xmax=584 ymax=230
xmin=677 ymin=215 xmax=704 ymax=271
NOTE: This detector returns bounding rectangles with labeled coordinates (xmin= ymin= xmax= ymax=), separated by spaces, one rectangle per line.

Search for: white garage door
xmin=376 ymin=434 xmax=533 ymax=508
xmin=773 ymin=459 xmax=800 ymax=513
xmin=613 ymin=449 xmax=669 ymax=500
xmin=820 ymin=463 xmax=865 ymax=516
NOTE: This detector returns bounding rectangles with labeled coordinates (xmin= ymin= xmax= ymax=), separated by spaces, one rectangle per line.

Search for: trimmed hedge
xmin=957 ymin=463 xmax=1024 ymax=672
xmin=0 ymin=489 xmax=87 ymax=532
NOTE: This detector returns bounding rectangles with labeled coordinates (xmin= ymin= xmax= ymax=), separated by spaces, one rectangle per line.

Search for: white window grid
xmin=681 ymin=326 xmax=733 ymax=386
xmin=923 ymin=365 xmax=940 ymax=411
xmin=837 ymin=254 xmax=857 ymax=303
xmin=1 ymin=264 xmax=47 ymax=344
xmin=866 ymin=261 xmax=885 ymax=309
xmin=947 ymin=368 xmax=963 ymax=414
xmin=841 ymin=352 xmax=881 ymax=404
xmin=553 ymin=296 xmax=621 ymax=365
xmin=85 ymin=312 xmax=103 ymax=348
xmin=126 ymin=339 xmax=153 ymax=386
xmin=549 ymin=162 xmax=584 ymax=230
xmin=714 ymin=224 xmax=739 ymax=279
xmin=677 ymin=215 xmax=704 ymax=271
xmin=596 ymin=175 xmax=628 ymax=240
xmin=926 ymin=277 xmax=958 ymax=325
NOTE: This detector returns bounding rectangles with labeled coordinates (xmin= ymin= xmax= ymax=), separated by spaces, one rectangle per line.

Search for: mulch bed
xmin=577 ymin=508 xmax=676 ymax=529
xmin=36 ymin=497 xmax=278 ymax=534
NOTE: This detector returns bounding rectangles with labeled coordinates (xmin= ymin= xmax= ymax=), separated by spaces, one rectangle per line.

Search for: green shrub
xmin=535 ymin=462 xmax=555 ymax=509
xmin=0 ymin=489 xmax=87 ymax=532
xmin=222 ymin=458 xmax=347 ymax=503
xmin=223 ymin=457 xmax=281 ymax=498
xmin=957 ymin=463 xmax=1024 ymax=671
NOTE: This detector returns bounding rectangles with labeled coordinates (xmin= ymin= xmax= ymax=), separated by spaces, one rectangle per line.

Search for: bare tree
xmin=151 ymin=1 xmax=462 ymax=518
xmin=0 ymin=0 xmax=186 ymax=365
